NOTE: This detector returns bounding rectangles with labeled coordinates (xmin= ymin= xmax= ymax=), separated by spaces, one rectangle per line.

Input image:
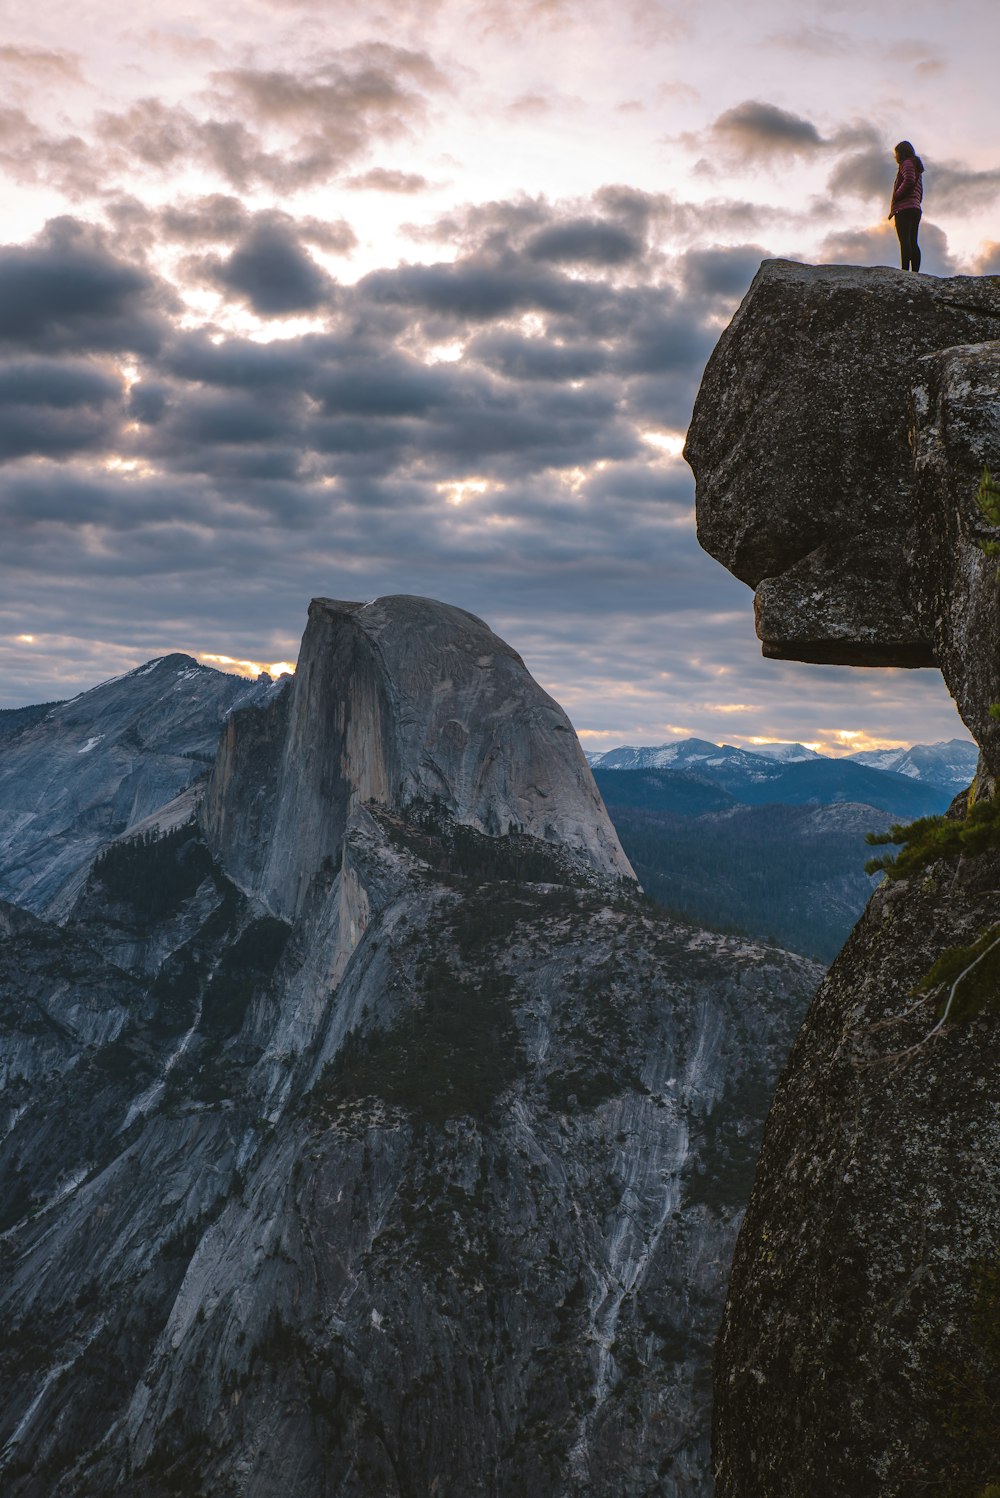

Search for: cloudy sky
xmin=2 ymin=0 xmax=997 ymax=752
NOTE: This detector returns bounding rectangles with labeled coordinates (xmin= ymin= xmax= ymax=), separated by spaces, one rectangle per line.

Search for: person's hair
xmin=895 ymin=140 xmax=925 ymax=174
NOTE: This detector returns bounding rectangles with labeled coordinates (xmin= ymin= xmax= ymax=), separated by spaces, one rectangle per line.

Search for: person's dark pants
xmin=894 ymin=208 xmax=921 ymax=271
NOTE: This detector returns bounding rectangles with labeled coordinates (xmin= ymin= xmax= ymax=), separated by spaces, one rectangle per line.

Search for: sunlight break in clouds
xmin=199 ymin=653 xmax=296 ymax=679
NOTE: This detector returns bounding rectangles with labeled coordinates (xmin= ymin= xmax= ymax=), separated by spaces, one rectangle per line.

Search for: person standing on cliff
xmin=888 ymin=140 xmax=924 ymax=271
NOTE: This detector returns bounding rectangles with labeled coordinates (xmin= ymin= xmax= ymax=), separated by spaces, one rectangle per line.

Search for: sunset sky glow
xmin=2 ymin=0 xmax=998 ymax=752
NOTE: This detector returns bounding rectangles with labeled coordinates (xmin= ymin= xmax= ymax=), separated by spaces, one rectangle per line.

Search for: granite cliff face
xmin=201 ymin=595 xmax=633 ymax=920
xmin=0 ymin=595 xmax=819 ymax=1497
xmin=688 ymin=262 xmax=1000 ymax=1496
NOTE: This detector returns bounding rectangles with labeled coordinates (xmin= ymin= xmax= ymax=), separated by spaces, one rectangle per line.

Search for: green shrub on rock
xmin=865 ymin=797 xmax=1000 ymax=880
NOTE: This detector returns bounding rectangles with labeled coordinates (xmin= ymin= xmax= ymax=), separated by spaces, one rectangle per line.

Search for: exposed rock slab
xmin=201 ymin=595 xmax=634 ymax=918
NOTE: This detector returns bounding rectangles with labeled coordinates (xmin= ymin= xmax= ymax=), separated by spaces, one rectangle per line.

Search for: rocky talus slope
xmin=686 ymin=260 xmax=1000 ymax=1497
xmin=0 ymin=595 xmax=819 ymax=1497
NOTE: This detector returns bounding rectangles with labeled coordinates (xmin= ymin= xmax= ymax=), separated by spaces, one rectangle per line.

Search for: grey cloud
xmin=195 ymin=117 xmax=289 ymax=194
xmin=113 ymin=196 xmax=356 ymax=258
xmin=157 ymin=195 xmax=252 ymax=244
xmin=593 ymin=185 xmax=674 ymax=230
xmin=0 ymin=359 xmax=120 ymax=409
xmin=0 ymin=45 xmax=82 ymax=81
xmin=95 ymin=101 xmax=281 ymax=195
xmin=302 ymin=372 xmax=639 ymax=482
xmin=464 ymin=330 xmax=609 ymax=382
xmin=131 ymin=297 xmax=650 ymax=489
xmin=92 ymin=45 xmax=445 ymax=195
xmin=823 ymin=136 xmax=1000 ymax=216
xmin=817 ymin=224 xmax=898 ymax=266
xmin=592 ymin=184 xmax=777 ymax=245
xmin=582 ymin=458 xmax=694 ymax=512
xmin=927 ymin=162 xmax=1000 ymax=214
xmin=128 ymin=381 xmax=171 ymax=426
xmin=164 ymin=444 xmax=307 ymax=485
xmin=409 ymin=188 xmax=771 ymax=268
xmin=827 ymin=148 xmax=891 ymax=203
xmin=707 ymin=101 xmax=826 ymax=162
xmin=0 ymin=197 xmax=728 ymax=497
xmin=625 ymin=371 xmax=709 ymax=429
xmin=95 ymin=104 xmax=299 ymax=196
xmin=406 ymin=195 xmax=551 ymax=251
xmin=160 ymin=332 xmax=321 ymax=391
xmin=345 ymin=168 xmax=430 ymax=193
xmin=0 ymin=358 xmax=122 ymax=461
xmin=360 ymin=255 xmax=587 ymax=321
xmin=205 ymin=220 xmax=340 ymax=315
xmin=215 ymin=44 xmax=446 ymax=116
xmin=0 ymin=106 xmax=98 ymax=197
xmin=0 ymin=217 xmax=172 ymax=354
xmin=205 ymin=45 xmax=444 ymax=186
xmin=295 ymin=219 xmax=357 ymax=254
xmin=614 ymin=300 xmax=715 ymax=377
xmin=160 ymin=391 xmax=298 ymax=448
xmin=97 ymin=98 xmax=193 ymax=170
xmin=1 ymin=471 xmax=123 ymax=528
xmin=417 ymin=189 xmax=677 ymax=255
xmin=524 ymin=218 xmax=643 ymax=266
xmin=678 ymin=245 xmax=767 ymax=303
xmin=310 ymin=353 xmax=456 ymax=417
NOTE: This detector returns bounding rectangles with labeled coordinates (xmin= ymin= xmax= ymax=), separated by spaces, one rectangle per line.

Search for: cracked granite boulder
xmin=0 ymin=594 xmax=819 ymax=1497
xmin=686 ymin=260 xmax=1000 ymax=759
xmin=688 ymin=262 xmax=1000 ymax=1496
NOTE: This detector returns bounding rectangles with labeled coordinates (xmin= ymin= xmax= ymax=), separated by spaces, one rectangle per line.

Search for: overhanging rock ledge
xmin=685 ymin=258 xmax=1000 ymax=769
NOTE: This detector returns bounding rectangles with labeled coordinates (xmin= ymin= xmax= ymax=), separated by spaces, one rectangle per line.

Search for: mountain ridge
xmin=0 ymin=654 xmax=277 ymax=919
xmin=586 ymin=735 xmax=977 ymax=795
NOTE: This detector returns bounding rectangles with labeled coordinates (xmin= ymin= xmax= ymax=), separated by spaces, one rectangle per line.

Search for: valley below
xmin=593 ymin=739 xmax=972 ymax=961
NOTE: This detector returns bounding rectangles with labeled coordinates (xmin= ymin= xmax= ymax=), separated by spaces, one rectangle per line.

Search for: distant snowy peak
xmin=587 ymin=736 xmax=978 ymax=793
xmin=587 ymin=738 xmax=719 ymax=770
xmin=747 ymin=742 xmax=823 ymax=763
xmin=846 ymin=738 xmax=978 ymax=791
xmin=587 ymin=738 xmax=818 ymax=772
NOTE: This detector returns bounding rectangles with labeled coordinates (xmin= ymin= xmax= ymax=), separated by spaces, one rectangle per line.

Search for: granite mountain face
xmin=686 ymin=261 xmax=1000 ymax=1495
xmin=0 ymin=595 xmax=818 ymax=1497
xmin=0 ymin=655 xmax=274 ymax=920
